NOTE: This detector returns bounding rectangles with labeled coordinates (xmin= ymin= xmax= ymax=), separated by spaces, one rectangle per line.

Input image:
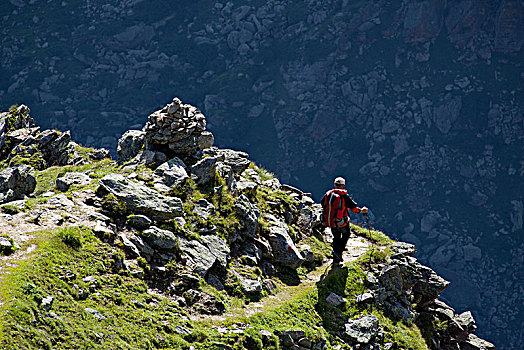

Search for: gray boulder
xmin=140 ymin=226 xmax=178 ymax=250
xmin=0 ymin=237 xmax=14 ymax=254
xmin=118 ymin=233 xmax=141 ymax=258
xmin=178 ymin=238 xmax=216 ymax=277
xmin=427 ymin=299 xmax=456 ymax=321
xmin=191 ymin=156 xmax=217 ymax=185
xmin=202 ymin=147 xmax=251 ymax=175
xmin=37 ymin=130 xmax=75 ymax=166
xmin=239 ymin=276 xmax=262 ymax=294
xmin=266 ymin=218 xmax=303 ymax=268
xmin=0 ymin=165 xmax=36 ymax=203
xmin=153 ymin=157 xmax=188 ymax=188
xmin=421 ymin=210 xmax=441 ymax=232
xmin=47 ymin=194 xmax=75 ymax=208
xmin=462 ymin=334 xmax=496 ymax=350
xmin=98 ymin=173 xmax=182 ymax=220
xmin=193 ymin=199 xmax=215 ymax=220
xmin=206 ymin=274 xmax=225 ymax=291
xmin=126 ymin=150 xmax=168 ymax=169
xmin=93 ymin=221 xmax=115 ymax=238
xmin=356 ymin=293 xmax=374 ymax=304
xmin=117 ymin=130 xmax=146 ymax=163
xmin=127 ymin=233 xmax=155 ymax=258
xmin=455 ymin=311 xmax=476 ymax=332
xmin=390 ymin=241 xmax=416 ymax=257
xmin=390 ymin=256 xmax=450 ymax=302
xmin=0 ymin=199 xmax=26 ymax=213
xmin=87 ymin=211 xmax=110 ymax=223
xmin=236 ymin=178 xmax=258 ymax=196
xmin=378 ymin=265 xmax=403 ymax=296
xmin=326 ymin=292 xmax=346 ymax=307
xmin=56 ymin=172 xmax=91 ymax=192
xmin=343 ymin=315 xmax=379 ymax=344
xmin=127 ymin=214 xmax=152 ymax=230
xmin=197 ymin=131 xmax=214 ymax=150
xmin=384 ymin=297 xmax=416 ymax=325
xmin=41 ymin=295 xmax=54 ymax=311
xmin=296 ymin=204 xmax=315 ymax=233
xmin=35 ymin=129 xmax=60 ymax=149
xmin=177 ymin=234 xmax=230 ymax=277
xmin=432 ymin=95 xmax=462 ymax=134
xmin=84 ymin=308 xmax=106 ymax=321
xmin=235 ymin=194 xmax=260 ymax=237
xmin=5 ymin=127 xmax=40 ymax=145
xmin=201 ymin=234 xmax=230 ymax=269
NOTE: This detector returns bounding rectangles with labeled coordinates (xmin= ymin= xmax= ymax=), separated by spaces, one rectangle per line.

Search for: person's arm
xmin=344 ymin=194 xmax=368 ymax=214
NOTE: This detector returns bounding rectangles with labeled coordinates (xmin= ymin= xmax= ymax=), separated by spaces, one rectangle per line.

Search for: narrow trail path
xmin=190 ymin=235 xmax=371 ymax=323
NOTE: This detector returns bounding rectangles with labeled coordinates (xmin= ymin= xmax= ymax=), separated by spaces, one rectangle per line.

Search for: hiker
xmin=321 ymin=177 xmax=368 ymax=263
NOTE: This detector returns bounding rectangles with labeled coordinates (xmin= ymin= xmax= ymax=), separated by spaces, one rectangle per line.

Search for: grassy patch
xmin=300 ymin=235 xmax=331 ymax=268
xmin=31 ymin=158 xmax=119 ymax=197
xmin=247 ymin=288 xmax=328 ymax=340
xmin=1 ymin=147 xmax=47 ymax=170
xmin=375 ymin=312 xmax=429 ymax=350
xmin=0 ymin=226 xmax=195 ymax=350
xmin=247 ymin=163 xmax=275 ymax=182
xmin=57 ymin=226 xmax=86 ymax=249
xmin=254 ymin=185 xmax=297 ymax=215
xmin=0 ymin=204 xmax=24 ymax=215
xmin=351 ymin=223 xmax=394 ymax=245
xmin=198 ymin=287 xmax=328 ymax=349
xmin=175 ymin=175 xmax=240 ymax=242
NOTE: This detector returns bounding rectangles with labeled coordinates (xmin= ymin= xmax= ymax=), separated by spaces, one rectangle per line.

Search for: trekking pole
xmin=364 ymin=213 xmax=374 ymax=269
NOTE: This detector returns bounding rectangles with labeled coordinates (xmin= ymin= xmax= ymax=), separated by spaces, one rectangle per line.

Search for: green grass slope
xmin=0 ymin=223 xmax=428 ymax=349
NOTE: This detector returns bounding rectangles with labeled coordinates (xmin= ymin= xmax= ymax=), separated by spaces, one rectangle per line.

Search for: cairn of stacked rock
xmin=143 ymin=97 xmax=214 ymax=160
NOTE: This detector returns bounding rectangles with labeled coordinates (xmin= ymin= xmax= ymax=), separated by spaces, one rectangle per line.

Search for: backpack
xmin=322 ymin=189 xmax=349 ymax=228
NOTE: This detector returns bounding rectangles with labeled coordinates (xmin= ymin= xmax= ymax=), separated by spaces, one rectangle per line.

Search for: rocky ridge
xmin=0 ymin=99 xmax=496 ymax=349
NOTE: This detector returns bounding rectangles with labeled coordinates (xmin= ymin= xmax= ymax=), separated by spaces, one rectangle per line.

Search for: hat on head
xmin=334 ymin=177 xmax=346 ymax=185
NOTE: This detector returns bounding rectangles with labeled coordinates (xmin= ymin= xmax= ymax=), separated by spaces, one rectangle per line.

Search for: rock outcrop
xmin=0 ymin=105 xmax=110 ymax=170
xmin=359 ymin=242 xmax=495 ymax=350
xmin=0 ymin=165 xmax=36 ymax=203
xmin=97 ymin=173 xmax=183 ymax=220
xmin=113 ymin=98 xmax=315 ymax=279
xmin=55 ymin=172 xmax=91 ymax=192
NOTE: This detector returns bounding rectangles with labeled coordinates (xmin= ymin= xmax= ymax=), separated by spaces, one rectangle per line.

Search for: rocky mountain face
xmin=0 ymin=1 xmax=522 ymax=348
xmin=0 ymin=100 xmax=496 ymax=349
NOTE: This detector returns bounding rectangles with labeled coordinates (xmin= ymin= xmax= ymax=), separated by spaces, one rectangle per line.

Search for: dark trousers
xmin=331 ymin=224 xmax=352 ymax=255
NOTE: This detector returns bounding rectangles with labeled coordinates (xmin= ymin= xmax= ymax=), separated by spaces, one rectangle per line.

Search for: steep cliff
xmin=0 ymin=100 xmax=495 ymax=349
